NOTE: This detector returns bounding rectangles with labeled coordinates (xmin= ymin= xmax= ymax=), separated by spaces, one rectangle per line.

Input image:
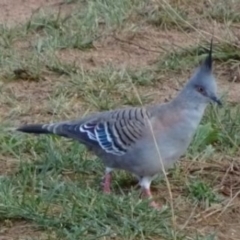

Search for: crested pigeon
xmin=16 ymin=40 xmax=221 ymax=209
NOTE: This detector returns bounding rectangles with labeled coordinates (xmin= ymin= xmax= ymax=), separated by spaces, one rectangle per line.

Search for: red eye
xmin=197 ymin=86 xmax=204 ymax=93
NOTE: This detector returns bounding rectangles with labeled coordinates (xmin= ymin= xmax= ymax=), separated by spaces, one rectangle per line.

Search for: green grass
xmin=0 ymin=125 xmax=226 ymax=239
xmin=49 ymin=66 xmax=156 ymax=113
xmin=25 ymin=0 xmax=143 ymax=52
xmin=207 ymin=0 xmax=240 ymax=23
xmin=0 ymin=0 xmax=145 ymax=82
xmin=1 ymin=0 xmax=240 ymax=239
xmin=186 ymin=179 xmax=219 ymax=206
xmin=141 ymin=3 xmax=192 ymax=31
xmin=0 ymin=133 xmax=173 ymax=239
xmin=157 ymin=41 xmax=240 ymax=72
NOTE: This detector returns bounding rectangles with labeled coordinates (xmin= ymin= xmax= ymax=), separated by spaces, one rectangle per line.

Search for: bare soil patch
xmin=56 ymin=27 xmax=200 ymax=70
xmin=0 ymin=1 xmax=240 ymax=240
xmin=0 ymin=76 xmax=58 ymax=124
xmin=0 ymin=0 xmax=58 ymax=26
xmin=0 ymin=220 xmax=51 ymax=240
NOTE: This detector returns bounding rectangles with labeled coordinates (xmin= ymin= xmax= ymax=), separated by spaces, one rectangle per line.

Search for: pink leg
xmin=139 ymin=176 xmax=162 ymax=210
xmin=102 ymin=172 xmax=112 ymax=194
xmin=141 ymin=188 xmax=161 ymax=209
xmin=142 ymin=188 xmax=153 ymax=198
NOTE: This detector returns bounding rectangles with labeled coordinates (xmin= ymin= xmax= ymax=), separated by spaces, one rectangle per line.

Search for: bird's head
xmin=182 ymin=39 xmax=222 ymax=107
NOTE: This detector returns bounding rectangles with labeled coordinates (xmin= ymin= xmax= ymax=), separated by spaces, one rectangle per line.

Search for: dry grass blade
xmin=126 ymin=74 xmax=177 ymax=238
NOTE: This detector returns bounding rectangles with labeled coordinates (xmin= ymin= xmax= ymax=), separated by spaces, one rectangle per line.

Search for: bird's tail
xmin=16 ymin=123 xmax=58 ymax=135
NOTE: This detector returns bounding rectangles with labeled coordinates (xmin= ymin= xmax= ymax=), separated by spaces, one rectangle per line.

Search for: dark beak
xmin=210 ymin=96 xmax=222 ymax=106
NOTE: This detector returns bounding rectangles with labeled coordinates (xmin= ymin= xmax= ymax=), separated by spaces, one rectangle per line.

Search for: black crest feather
xmin=203 ymin=38 xmax=213 ymax=71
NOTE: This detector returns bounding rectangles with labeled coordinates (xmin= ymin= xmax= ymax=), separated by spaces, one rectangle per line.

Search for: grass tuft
xmin=141 ymin=3 xmax=192 ymax=31
xmin=55 ymin=66 xmax=155 ymax=111
xmin=207 ymin=0 xmax=240 ymax=23
xmin=157 ymin=40 xmax=240 ymax=72
xmin=1 ymin=0 xmax=240 ymax=239
xmin=186 ymin=179 xmax=219 ymax=206
xmin=0 ymin=132 xmax=173 ymax=239
xmin=25 ymin=0 xmax=143 ymax=52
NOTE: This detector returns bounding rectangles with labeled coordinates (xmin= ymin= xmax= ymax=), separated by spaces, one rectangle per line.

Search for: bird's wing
xmin=45 ymin=107 xmax=151 ymax=156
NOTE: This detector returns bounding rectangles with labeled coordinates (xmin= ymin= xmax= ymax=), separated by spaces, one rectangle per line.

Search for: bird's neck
xmin=173 ymin=87 xmax=207 ymax=110
xmin=171 ymin=89 xmax=208 ymax=119
xmin=166 ymin=90 xmax=208 ymax=134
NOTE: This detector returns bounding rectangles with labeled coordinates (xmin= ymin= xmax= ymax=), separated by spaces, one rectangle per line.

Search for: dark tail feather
xmin=16 ymin=124 xmax=50 ymax=134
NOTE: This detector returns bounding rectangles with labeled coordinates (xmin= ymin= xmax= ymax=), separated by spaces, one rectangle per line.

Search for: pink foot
xmin=141 ymin=188 xmax=161 ymax=210
xmin=102 ymin=173 xmax=112 ymax=194
xmin=141 ymin=188 xmax=152 ymax=198
xmin=149 ymin=200 xmax=162 ymax=210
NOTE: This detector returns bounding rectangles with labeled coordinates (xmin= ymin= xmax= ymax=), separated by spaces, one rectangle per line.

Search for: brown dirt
xmin=0 ymin=0 xmax=75 ymax=26
xmin=0 ymin=220 xmax=53 ymax=240
xmin=0 ymin=0 xmax=56 ymax=26
xmin=0 ymin=75 xmax=58 ymax=124
xmin=160 ymin=158 xmax=240 ymax=240
xmin=56 ymin=26 xmax=198 ymax=70
xmin=0 ymin=155 xmax=19 ymax=176
xmin=0 ymin=1 xmax=240 ymax=240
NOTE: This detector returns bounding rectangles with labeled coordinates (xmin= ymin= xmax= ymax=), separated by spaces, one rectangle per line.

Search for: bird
xmin=16 ymin=40 xmax=221 ymax=209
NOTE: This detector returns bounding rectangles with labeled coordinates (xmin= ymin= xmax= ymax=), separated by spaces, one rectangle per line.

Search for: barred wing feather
xmin=60 ymin=108 xmax=149 ymax=156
